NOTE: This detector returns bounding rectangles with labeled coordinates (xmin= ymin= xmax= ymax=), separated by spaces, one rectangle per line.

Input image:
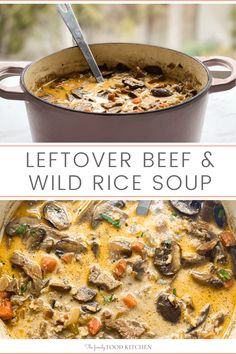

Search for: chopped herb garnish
xmin=0 ymin=260 xmax=5 ymax=265
xmin=100 ymin=213 xmax=121 ymax=228
xmin=172 ymin=288 xmax=177 ymax=296
xmin=20 ymin=282 xmax=28 ymax=295
xmin=15 ymin=224 xmax=29 ymax=235
xmin=217 ymin=269 xmax=232 ymax=282
xmin=103 ymin=294 xmax=115 ymax=304
xmin=172 ymin=212 xmax=178 ymax=217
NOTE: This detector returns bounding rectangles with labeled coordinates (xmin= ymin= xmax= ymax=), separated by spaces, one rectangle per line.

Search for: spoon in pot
xmin=57 ymin=4 xmax=104 ymax=83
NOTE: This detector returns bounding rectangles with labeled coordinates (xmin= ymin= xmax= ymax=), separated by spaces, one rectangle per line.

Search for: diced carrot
xmin=0 ymin=298 xmax=13 ymax=320
xmin=61 ymin=252 xmax=74 ymax=264
xmin=108 ymin=93 xmax=116 ymax=102
xmin=41 ymin=256 xmax=57 ymax=273
xmin=84 ymin=107 xmax=92 ymax=113
xmin=220 ymin=231 xmax=236 ymax=247
xmin=132 ymin=97 xmax=142 ymax=105
xmin=123 ymin=293 xmax=137 ymax=308
xmin=64 ymin=313 xmax=69 ymax=320
xmin=88 ymin=317 xmax=102 ymax=336
xmin=131 ymin=241 xmax=144 ymax=254
xmin=113 ymin=259 xmax=127 ymax=278
xmin=224 ymin=279 xmax=234 ymax=289
xmin=0 ymin=291 xmax=8 ymax=299
xmin=159 ymin=103 xmax=168 ymax=108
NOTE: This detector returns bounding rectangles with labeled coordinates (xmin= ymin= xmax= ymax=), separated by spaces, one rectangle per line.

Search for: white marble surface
xmin=0 ymin=66 xmax=235 ymax=143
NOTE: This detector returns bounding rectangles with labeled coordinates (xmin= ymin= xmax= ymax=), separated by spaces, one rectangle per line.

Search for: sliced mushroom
xmin=54 ymin=238 xmax=87 ymax=255
xmin=190 ymin=221 xmax=210 ymax=239
xmin=191 ymin=270 xmax=224 ymax=288
xmin=5 ymin=218 xmax=46 ymax=251
xmin=144 ymin=65 xmax=163 ymax=75
xmin=181 ymin=253 xmax=206 ymax=267
xmin=154 ymin=240 xmax=181 ymax=276
xmin=156 ymin=292 xmax=181 ymax=323
xmin=196 ymin=238 xmax=219 ymax=255
xmin=81 ymin=301 xmax=101 ymax=313
xmin=109 ymin=240 xmax=132 ymax=260
xmin=110 ymin=200 xmax=126 ymax=209
xmin=122 ymin=77 xmax=145 ymax=90
xmin=5 ymin=217 xmax=39 ymax=236
xmin=71 ymin=88 xmax=85 ymax=99
xmin=186 ymin=304 xmax=211 ymax=333
xmin=213 ymin=242 xmax=228 ymax=264
xmin=170 ymin=200 xmax=202 ymax=215
xmin=151 ymin=88 xmax=172 ymax=97
xmin=24 ymin=227 xmax=46 ymax=251
xmin=132 ymin=259 xmax=146 ymax=280
xmin=43 ymin=202 xmax=70 ymax=230
xmin=40 ymin=238 xmax=54 ymax=253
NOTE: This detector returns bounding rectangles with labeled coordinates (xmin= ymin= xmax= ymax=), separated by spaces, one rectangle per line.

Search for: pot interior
xmin=23 ymin=44 xmax=209 ymax=95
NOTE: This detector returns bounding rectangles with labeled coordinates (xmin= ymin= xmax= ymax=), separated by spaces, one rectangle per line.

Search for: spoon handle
xmin=136 ymin=200 xmax=152 ymax=215
xmin=57 ymin=4 xmax=104 ymax=83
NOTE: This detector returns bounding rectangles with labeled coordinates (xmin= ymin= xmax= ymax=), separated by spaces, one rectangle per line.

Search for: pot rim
xmin=20 ymin=42 xmax=212 ymax=117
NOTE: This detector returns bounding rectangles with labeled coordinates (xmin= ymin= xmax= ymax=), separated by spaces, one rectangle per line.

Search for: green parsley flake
xmin=103 ymin=294 xmax=115 ymax=304
xmin=15 ymin=224 xmax=29 ymax=235
xmin=100 ymin=213 xmax=121 ymax=228
xmin=217 ymin=269 xmax=232 ymax=282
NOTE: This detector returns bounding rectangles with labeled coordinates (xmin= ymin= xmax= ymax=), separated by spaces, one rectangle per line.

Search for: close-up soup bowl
xmin=0 ymin=200 xmax=236 ymax=338
xmin=0 ymin=43 xmax=236 ymax=142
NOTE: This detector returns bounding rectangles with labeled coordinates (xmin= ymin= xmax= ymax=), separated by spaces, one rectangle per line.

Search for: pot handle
xmin=198 ymin=56 xmax=236 ymax=93
xmin=0 ymin=63 xmax=28 ymax=101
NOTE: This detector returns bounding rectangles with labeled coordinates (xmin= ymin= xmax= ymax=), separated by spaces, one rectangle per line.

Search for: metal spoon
xmin=136 ymin=200 xmax=152 ymax=216
xmin=57 ymin=4 xmax=104 ymax=83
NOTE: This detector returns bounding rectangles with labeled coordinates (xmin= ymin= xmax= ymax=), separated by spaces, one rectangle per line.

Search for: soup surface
xmin=35 ymin=64 xmax=200 ymax=113
xmin=0 ymin=200 xmax=236 ymax=339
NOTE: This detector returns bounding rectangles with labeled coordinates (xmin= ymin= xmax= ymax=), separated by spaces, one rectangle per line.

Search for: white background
xmin=0 ymin=143 xmax=235 ymax=198
xmin=1 ymin=339 xmax=236 ymax=353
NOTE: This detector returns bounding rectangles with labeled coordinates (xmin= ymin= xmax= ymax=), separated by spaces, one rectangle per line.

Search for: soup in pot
xmin=0 ymin=200 xmax=236 ymax=339
xmin=35 ymin=64 xmax=201 ymax=113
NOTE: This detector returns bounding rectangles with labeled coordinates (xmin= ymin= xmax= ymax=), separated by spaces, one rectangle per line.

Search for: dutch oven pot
xmin=1 ymin=200 xmax=236 ymax=338
xmin=0 ymin=43 xmax=236 ymax=142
